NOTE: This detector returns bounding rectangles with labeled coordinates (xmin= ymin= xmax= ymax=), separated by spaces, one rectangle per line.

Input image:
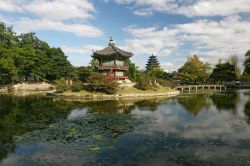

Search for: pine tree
xmin=145 ymin=54 xmax=160 ymax=71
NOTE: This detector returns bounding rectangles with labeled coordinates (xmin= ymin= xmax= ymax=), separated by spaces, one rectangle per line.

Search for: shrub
xmin=135 ymin=76 xmax=159 ymax=90
xmin=71 ymin=81 xmax=84 ymax=92
xmin=86 ymin=73 xmax=119 ymax=94
xmin=157 ymin=79 xmax=178 ymax=88
xmin=55 ymin=77 xmax=69 ymax=93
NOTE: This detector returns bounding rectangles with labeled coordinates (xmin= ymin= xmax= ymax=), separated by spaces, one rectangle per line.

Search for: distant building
xmin=92 ymin=37 xmax=133 ymax=80
xmin=145 ymin=54 xmax=160 ymax=71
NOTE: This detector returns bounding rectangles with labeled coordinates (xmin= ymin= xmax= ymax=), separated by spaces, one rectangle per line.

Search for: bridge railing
xmin=174 ymin=84 xmax=227 ymax=90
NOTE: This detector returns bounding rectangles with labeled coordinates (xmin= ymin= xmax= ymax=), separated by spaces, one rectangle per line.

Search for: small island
xmin=50 ymin=37 xmax=179 ymax=99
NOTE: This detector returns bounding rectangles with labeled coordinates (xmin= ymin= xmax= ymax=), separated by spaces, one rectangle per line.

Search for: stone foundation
xmin=12 ymin=82 xmax=54 ymax=91
xmin=117 ymin=79 xmax=136 ymax=87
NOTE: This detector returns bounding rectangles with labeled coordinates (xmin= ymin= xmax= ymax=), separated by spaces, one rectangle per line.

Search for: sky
xmin=0 ymin=0 xmax=250 ymax=72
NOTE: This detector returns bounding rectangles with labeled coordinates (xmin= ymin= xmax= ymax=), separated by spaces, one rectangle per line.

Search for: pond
xmin=0 ymin=90 xmax=250 ymax=166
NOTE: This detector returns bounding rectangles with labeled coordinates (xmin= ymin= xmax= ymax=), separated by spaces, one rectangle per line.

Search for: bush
xmin=157 ymin=79 xmax=178 ymax=88
xmin=86 ymin=73 xmax=119 ymax=94
xmin=135 ymin=76 xmax=159 ymax=90
xmin=55 ymin=78 xmax=69 ymax=93
xmin=71 ymin=81 xmax=84 ymax=92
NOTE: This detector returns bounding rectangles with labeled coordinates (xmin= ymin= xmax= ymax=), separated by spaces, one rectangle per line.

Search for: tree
xmin=0 ymin=57 xmax=17 ymax=84
xmin=135 ymin=76 xmax=159 ymax=90
xmin=0 ymin=22 xmax=76 ymax=85
xmin=125 ymin=59 xmax=142 ymax=81
xmin=147 ymin=67 xmax=166 ymax=79
xmin=244 ymin=50 xmax=250 ymax=75
xmin=145 ymin=54 xmax=160 ymax=72
xmin=177 ymin=55 xmax=210 ymax=84
xmin=209 ymin=62 xmax=237 ymax=83
xmin=77 ymin=66 xmax=96 ymax=82
xmin=86 ymin=73 xmax=119 ymax=94
xmin=229 ymin=55 xmax=241 ymax=79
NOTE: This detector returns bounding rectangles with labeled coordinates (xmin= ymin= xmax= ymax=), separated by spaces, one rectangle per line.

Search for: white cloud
xmin=123 ymin=16 xmax=250 ymax=70
xmin=179 ymin=0 xmax=250 ymax=17
xmin=0 ymin=0 xmax=103 ymax=38
xmin=62 ymin=44 xmax=104 ymax=54
xmin=0 ymin=0 xmax=95 ymax=21
xmin=162 ymin=62 xmax=179 ymax=72
xmin=11 ymin=18 xmax=103 ymax=38
xmin=107 ymin=0 xmax=250 ymax=17
xmin=24 ymin=0 xmax=95 ymax=21
xmin=123 ymin=26 xmax=179 ymax=56
xmin=0 ymin=0 xmax=24 ymax=13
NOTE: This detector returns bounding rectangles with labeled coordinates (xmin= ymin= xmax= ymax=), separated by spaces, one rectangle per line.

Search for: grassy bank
xmin=51 ymin=86 xmax=179 ymax=99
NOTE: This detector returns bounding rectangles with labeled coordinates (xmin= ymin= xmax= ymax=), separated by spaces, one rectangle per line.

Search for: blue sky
xmin=0 ymin=0 xmax=250 ymax=71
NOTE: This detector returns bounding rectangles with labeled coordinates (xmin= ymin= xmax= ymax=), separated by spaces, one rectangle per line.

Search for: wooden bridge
xmin=174 ymin=85 xmax=227 ymax=91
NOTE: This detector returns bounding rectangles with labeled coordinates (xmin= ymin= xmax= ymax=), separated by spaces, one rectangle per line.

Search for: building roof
xmin=93 ymin=37 xmax=133 ymax=59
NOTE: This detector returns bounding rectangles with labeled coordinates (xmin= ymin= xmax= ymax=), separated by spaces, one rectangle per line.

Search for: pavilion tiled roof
xmin=93 ymin=39 xmax=133 ymax=59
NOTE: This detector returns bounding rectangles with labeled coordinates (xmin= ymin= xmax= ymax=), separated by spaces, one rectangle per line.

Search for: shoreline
xmin=47 ymin=91 xmax=180 ymax=100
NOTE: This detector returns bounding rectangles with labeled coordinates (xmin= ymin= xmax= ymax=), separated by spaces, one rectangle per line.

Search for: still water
xmin=0 ymin=90 xmax=250 ymax=166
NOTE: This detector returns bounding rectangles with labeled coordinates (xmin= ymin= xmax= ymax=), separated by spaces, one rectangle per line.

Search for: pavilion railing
xmin=98 ymin=65 xmax=128 ymax=70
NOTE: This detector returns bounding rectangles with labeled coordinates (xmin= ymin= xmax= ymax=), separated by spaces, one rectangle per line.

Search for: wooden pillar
xmin=189 ymin=87 xmax=191 ymax=91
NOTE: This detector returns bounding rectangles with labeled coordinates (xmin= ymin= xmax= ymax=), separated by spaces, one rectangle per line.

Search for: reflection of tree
xmin=244 ymin=101 xmax=250 ymax=123
xmin=0 ymin=95 xmax=80 ymax=162
xmin=210 ymin=92 xmax=239 ymax=113
xmin=177 ymin=95 xmax=207 ymax=116
xmin=134 ymin=99 xmax=164 ymax=112
xmin=0 ymin=96 xmax=166 ymax=161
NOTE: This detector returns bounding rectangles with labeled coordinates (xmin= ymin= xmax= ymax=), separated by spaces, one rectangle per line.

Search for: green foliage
xmin=209 ymin=62 xmax=237 ymax=83
xmin=145 ymin=54 xmax=160 ymax=72
xmin=177 ymin=55 xmax=211 ymax=84
xmin=77 ymin=66 xmax=96 ymax=82
xmin=125 ymin=59 xmax=143 ymax=81
xmin=135 ymin=76 xmax=159 ymax=90
xmin=147 ymin=67 xmax=166 ymax=79
xmin=71 ymin=81 xmax=84 ymax=92
xmin=240 ymin=73 xmax=250 ymax=81
xmin=0 ymin=22 xmax=76 ymax=85
xmin=229 ymin=55 xmax=241 ymax=79
xmin=0 ymin=57 xmax=18 ymax=84
xmin=86 ymin=73 xmax=119 ymax=94
xmin=157 ymin=79 xmax=178 ymax=87
xmin=55 ymin=78 xmax=69 ymax=93
xmin=244 ymin=50 xmax=250 ymax=75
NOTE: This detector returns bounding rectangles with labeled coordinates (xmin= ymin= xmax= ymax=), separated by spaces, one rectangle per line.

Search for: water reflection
xmin=177 ymin=94 xmax=209 ymax=116
xmin=0 ymin=91 xmax=250 ymax=165
xmin=244 ymin=101 xmax=250 ymax=123
xmin=210 ymin=92 xmax=240 ymax=113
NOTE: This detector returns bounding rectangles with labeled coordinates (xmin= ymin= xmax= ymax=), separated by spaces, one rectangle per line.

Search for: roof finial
xmin=109 ymin=36 xmax=114 ymax=45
